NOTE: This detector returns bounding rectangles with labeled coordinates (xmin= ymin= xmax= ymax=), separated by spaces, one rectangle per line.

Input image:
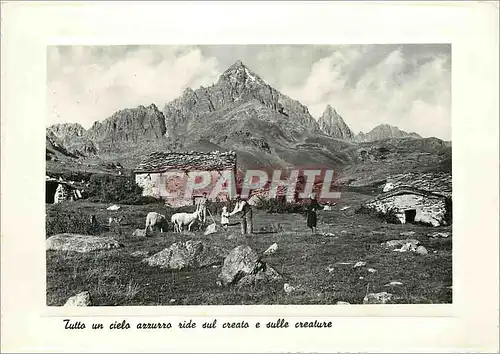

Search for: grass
xmin=46 ymin=192 xmax=452 ymax=306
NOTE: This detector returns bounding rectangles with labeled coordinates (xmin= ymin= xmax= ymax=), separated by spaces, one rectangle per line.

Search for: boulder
xmin=46 ymin=234 xmax=121 ymax=253
xmin=64 ymin=291 xmax=92 ymax=307
xmin=132 ymin=229 xmax=147 ymax=238
xmin=399 ymin=231 xmax=416 ymax=237
xmin=284 ymin=283 xmax=295 ymax=294
xmin=384 ymin=281 xmax=403 ymax=286
xmin=428 ymin=232 xmax=450 ymax=238
xmin=393 ymin=242 xmax=418 ymax=252
xmin=363 ymin=292 xmax=393 ymax=304
xmin=143 ymin=240 xmax=223 ymax=270
xmin=130 ymin=250 xmax=149 ymax=258
xmin=416 ymin=246 xmax=428 ymax=255
xmin=263 ymin=243 xmax=278 ymax=256
xmin=237 ymin=264 xmax=282 ymax=288
xmin=219 ymin=245 xmax=260 ymax=285
xmin=107 ymin=204 xmax=121 ymax=211
xmin=382 ymin=239 xmax=420 ymax=249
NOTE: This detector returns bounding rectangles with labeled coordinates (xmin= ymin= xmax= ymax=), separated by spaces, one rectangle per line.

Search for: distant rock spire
xmin=317 ymin=105 xmax=354 ymax=140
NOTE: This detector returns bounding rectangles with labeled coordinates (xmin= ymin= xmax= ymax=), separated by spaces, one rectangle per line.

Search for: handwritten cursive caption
xmin=63 ymin=318 xmax=333 ymax=330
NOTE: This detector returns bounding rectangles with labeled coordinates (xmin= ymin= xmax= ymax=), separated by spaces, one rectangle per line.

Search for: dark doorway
xmin=404 ymin=209 xmax=417 ymax=223
xmin=46 ymin=181 xmax=58 ymax=203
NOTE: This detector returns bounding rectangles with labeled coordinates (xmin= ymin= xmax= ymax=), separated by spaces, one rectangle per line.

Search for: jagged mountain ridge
xmin=355 ymin=124 xmax=421 ymax=142
xmin=85 ymin=103 xmax=167 ymax=151
xmin=45 ymin=60 xmax=445 ymax=175
xmin=46 ymin=61 xmax=342 ymax=169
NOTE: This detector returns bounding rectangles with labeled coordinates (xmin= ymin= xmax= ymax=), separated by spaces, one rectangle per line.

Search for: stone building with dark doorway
xmin=363 ymin=186 xmax=451 ymax=227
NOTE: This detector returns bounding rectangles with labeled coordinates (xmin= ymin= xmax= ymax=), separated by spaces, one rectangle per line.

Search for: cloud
xmin=280 ymin=45 xmax=451 ymax=140
xmin=47 ymin=46 xmax=221 ymax=128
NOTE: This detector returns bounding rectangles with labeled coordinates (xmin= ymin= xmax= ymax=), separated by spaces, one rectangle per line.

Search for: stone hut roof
xmin=45 ymin=176 xmax=86 ymax=189
xmin=386 ymin=172 xmax=451 ymax=198
xmin=370 ymin=186 xmax=449 ymax=203
xmin=134 ymin=150 xmax=237 ymax=174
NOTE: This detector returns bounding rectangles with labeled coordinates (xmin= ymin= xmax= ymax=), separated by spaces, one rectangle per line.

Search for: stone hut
xmin=45 ymin=177 xmax=85 ymax=204
xmin=364 ymin=186 xmax=451 ymax=227
xmin=134 ymin=150 xmax=237 ymax=207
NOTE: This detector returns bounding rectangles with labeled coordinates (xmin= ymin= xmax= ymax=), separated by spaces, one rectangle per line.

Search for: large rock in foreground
xmin=46 ymin=233 xmax=121 ymax=253
xmin=219 ymin=245 xmax=282 ymax=286
xmin=219 ymin=245 xmax=260 ymax=285
xmin=64 ymin=291 xmax=92 ymax=307
xmin=143 ymin=240 xmax=223 ymax=270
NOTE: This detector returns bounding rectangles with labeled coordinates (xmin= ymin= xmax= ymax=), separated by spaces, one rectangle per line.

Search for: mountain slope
xmin=318 ymin=105 xmax=354 ymax=140
xmin=46 ymin=123 xmax=98 ymax=157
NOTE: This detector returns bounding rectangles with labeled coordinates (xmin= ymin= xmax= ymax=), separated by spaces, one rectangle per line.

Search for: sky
xmin=47 ymin=44 xmax=451 ymax=140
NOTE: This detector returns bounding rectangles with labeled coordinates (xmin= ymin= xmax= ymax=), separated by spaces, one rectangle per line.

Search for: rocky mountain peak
xmin=318 ymin=105 xmax=354 ymax=140
xmin=47 ymin=122 xmax=86 ymax=139
xmin=325 ymin=104 xmax=337 ymax=114
xmin=219 ymin=60 xmax=265 ymax=86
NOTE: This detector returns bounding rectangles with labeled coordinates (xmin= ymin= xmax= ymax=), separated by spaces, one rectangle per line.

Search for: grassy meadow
xmin=46 ymin=191 xmax=452 ymax=306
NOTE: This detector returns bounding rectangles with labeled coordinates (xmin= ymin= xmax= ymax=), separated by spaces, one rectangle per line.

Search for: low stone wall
xmin=365 ymin=193 xmax=447 ymax=227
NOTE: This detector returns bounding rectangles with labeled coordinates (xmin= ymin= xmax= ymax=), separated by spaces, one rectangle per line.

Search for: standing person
xmin=306 ymin=193 xmax=321 ymax=234
xmin=220 ymin=206 xmax=230 ymax=231
xmin=197 ymin=192 xmax=208 ymax=224
xmin=230 ymin=194 xmax=253 ymax=235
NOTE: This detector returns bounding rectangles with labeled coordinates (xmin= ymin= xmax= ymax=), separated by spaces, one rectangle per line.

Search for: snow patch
xmin=245 ymin=68 xmax=256 ymax=82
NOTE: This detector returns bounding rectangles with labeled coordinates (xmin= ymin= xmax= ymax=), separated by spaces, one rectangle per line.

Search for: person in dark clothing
xmin=306 ymin=193 xmax=321 ymax=234
xmin=230 ymin=194 xmax=253 ymax=235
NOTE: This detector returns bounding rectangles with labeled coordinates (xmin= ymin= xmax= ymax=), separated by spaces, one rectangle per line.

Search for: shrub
xmin=254 ymin=196 xmax=304 ymax=214
xmin=46 ymin=209 xmax=101 ymax=237
xmin=87 ymin=174 xmax=145 ymax=204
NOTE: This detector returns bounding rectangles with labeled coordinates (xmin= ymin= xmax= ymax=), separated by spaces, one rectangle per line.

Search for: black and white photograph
xmin=45 ymin=44 xmax=453 ymax=306
xmin=2 ymin=1 xmax=499 ymax=353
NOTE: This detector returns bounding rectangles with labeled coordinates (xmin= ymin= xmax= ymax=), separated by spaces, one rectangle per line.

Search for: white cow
xmin=145 ymin=212 xmax=168 ymax=234
xmin=171 ymin=210 xmax=202 ymax=233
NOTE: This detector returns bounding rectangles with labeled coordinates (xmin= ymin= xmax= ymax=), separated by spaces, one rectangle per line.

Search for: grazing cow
xmin=171 ymin=210 xmax=202 ymax=233
xmin=145 ymin=212 xmax=168 ymax=234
